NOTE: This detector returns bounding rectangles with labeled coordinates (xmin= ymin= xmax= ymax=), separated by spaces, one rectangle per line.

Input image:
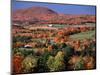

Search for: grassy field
xmin=70 ymin=30 xmax=95 ymax=40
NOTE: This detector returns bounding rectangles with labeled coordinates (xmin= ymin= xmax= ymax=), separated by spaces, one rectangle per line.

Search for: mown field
xmin=70 ymin=30 xmax=95 ymax=40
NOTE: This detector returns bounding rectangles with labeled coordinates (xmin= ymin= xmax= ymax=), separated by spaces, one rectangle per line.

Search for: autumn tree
xmin=47 ymin=51 xmax=65 ymax=71
xmin=21 ymin=55 xmax=38 ymax=73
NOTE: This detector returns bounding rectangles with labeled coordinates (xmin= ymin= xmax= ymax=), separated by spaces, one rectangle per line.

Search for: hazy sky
xmin=12 ymin=1 xmax=96 ymax=15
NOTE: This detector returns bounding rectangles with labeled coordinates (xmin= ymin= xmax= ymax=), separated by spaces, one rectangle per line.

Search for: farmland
xmin=70 ymin=30 xmax=95 ymax=40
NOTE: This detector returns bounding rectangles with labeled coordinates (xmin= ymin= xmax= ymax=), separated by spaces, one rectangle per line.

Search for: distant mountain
xmin=12 ymin=7 xmax=58 ymax=22
xmin=12 ymin=6 xmax=96 ymax=25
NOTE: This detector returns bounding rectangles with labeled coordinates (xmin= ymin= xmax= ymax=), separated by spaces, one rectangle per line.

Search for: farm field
xmin=70 ymin=30 xmax=95 ymax=40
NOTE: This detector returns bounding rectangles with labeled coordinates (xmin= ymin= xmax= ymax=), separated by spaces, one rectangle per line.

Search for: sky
xmin=12 ymin=1 xmax=96 ymax=15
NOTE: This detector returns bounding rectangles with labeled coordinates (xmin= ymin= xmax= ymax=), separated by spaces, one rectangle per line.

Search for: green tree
xmin=38 ymin=52 xmax=51 ymax=72
xmin=47 ymin=51 xmax=65 ymax=72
